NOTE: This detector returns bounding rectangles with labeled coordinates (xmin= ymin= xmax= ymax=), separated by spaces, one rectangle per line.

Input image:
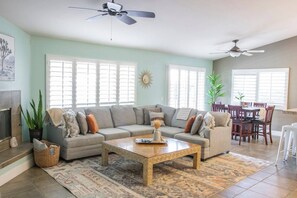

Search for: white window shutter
xmin=119 ymin=65 xmax=135 ymax=105
xmin=99 ymin=63 xmax=117 ymax=106
xmin=232 ymin=73 xmax=257 ymax=103
xmin=48 ymin=60 xmax=73 ymax=108
xmin=76 ymin=62 xmax=97 ymax=107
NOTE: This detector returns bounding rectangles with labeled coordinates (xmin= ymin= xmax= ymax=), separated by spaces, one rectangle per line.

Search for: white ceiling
xmin=1 ymin=0 xmax=297 ymax=60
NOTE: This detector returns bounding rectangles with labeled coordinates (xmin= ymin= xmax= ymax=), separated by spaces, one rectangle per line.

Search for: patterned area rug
xmin=43 ymin=153 xmax=271 ymax=198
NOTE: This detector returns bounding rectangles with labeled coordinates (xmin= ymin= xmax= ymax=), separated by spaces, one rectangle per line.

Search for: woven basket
xmin=34 ymin=140 xmax=60 ymax=168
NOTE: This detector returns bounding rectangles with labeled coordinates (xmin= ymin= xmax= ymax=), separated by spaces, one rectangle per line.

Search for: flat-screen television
xmin=0 ymin=108 xmax=11 ymax=141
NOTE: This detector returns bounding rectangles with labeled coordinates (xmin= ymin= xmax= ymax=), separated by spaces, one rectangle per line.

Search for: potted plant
xmin=21 ymin=90 xmax=44 ymax=142
xmin=207 ymin=73 xmax=225 ymax=105
xmin=235 ymin=92 xmax=245 ymax=103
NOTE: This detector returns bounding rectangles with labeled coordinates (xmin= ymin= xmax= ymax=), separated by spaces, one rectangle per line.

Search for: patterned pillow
xmin=144 ymin=107 xmax=161 ymax=125
xmin=63 ymin=110 xmax=80 ymax=138
xmin=204 ymin=112 xmax=215 ymax=129
xmin=149 ymin=111 xmax=165 ymax=127
xmin=184 ymin=116 xmax=196 ymax=133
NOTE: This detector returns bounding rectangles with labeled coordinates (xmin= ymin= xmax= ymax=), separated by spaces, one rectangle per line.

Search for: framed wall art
xmin=0 ymin=33 xmax=15 ymax=81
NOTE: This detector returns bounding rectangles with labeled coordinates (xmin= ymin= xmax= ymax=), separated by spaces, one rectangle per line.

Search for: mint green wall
xmin=0 ymin=16 xmax=31 ymax=141
xmin=31 ymin=36 xmax=213 ymax=108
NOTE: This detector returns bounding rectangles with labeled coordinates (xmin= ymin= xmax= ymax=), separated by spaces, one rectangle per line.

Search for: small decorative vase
xmin=153 ymin=129 xmax=161 ymax=142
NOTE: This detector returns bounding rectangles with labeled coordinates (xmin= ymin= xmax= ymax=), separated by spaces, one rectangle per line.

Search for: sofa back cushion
xmin=156 ymin=104 xmax=176 ymax=126
xmin=133 ymin=107 xmax=144 ymax=125
xmin=85 ymin=107 xmax=114 ymax=129
xmin=141 ymin=105 xmax=161 ymax=125
xmin=209 ymin=112 xmax=231 ymax=127
xmin=111 ymin=105 xmax=137 ymax=127
xmin=171 ymin=108 xmax=198 ymax=128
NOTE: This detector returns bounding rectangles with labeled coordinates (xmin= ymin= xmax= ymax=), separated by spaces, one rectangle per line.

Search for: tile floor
xmin=0 ymin=136 xmax=296 ymax=198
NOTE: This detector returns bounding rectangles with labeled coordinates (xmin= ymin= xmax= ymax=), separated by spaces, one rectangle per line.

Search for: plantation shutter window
xmin=99 ymin=63 xmax=117 ymax=106
xmin=46 ymin=55 xmax=136 ymax=108
xmin=119 ymin=65 xmax=136 ymax=105
xmin=231 ymin=68 xmax=289 ymax=110
xmin=168 ymin=65 xmax=206 ymax=110
xmin=76 ymin=62 xmax=97 ymax=107
xmin=48 ymin=60 xmax=73 ymax=108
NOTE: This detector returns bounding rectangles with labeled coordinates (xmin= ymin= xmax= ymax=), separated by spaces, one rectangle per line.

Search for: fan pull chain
xmin=110 ymin=16 xmax=113 ymax=41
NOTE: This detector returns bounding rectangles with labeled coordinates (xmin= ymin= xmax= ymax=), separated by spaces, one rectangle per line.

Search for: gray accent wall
xmin=213 ymin=36 xmax=297 ymax=130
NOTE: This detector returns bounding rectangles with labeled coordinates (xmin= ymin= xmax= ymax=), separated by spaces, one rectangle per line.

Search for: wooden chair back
xmin=212 ymin=103 xmax=226 ymax=112
xmin=264 ymin=105 xmax=275 ymax=123
xmin=228 ymin=105 xmax=244 ymax=120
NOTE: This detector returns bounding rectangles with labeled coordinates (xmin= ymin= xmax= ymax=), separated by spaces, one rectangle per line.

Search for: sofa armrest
xmin=46 ymin=124 xmax=66 ymax=147
xmin=205 ymin=124 xmax=232 ymax=150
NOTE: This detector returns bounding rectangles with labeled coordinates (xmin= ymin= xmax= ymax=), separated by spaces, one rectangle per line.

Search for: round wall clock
xmin=139 ymin=70 xmax=152 ymax=88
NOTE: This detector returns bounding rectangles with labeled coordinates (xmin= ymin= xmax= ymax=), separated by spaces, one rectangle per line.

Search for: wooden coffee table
xmin=101 ymin=135 xmax=201 ymax=186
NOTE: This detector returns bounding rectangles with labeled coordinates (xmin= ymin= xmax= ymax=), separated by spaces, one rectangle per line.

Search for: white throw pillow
xmin=204 ymin=112 xmax=215 ymax=129
xmin=63 ymin=110 xmax=80 ymax=138
xmin=33 ymin=138 xmax=48 ymax=151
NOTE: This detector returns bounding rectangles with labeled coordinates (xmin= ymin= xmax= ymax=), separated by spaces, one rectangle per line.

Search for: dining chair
xmin=228 ymin=105 xmax=253 ymax=145
xmin=253 ymin=102 xmax=267 ymax=108
xmin=252 ymin=105 xmax=275 ymax=145
xmin=212 ymin=103 xmax=226 ymax=112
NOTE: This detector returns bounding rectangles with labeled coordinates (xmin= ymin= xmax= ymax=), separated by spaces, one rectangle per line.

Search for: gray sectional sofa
xmin=47 ymin=104 xmax=232 ymax=160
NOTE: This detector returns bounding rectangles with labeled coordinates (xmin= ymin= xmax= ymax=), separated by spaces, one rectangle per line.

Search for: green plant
xmin=207 ymin=73 xmax=225 ymax=104
xmin=20 ymin=90 xmax=43 ymax=130
xmin=235 ymin=92 xmax=245 ymax=101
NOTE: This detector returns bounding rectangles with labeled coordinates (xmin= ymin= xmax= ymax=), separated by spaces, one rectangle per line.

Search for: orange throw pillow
xmin=86 ymin=114 xmax=99 ymax=134
xmin=184 ymin=116 xmax=196 ymax=133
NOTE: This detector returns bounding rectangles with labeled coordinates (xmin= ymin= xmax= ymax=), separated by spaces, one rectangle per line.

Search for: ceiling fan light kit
xmin=69 ymin=0 xmax=156 ymax=25
xmin=211 ymin=39 xmax=265 ymax=58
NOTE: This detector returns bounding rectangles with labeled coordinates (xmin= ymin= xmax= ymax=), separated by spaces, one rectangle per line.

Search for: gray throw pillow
xmin=76 ymin=112 xmax=88 ymax=135
xmin=133 ymin=107 xmax=144 ymax=125
xmin=190 ymin=114 xmax=203 ymax=135
xmin=33 ymin=138 xmax=48 ymax=151
xmin=63 ymin=110 xmax=80 ymax=138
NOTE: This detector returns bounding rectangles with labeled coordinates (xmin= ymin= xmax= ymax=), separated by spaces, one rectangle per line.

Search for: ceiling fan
xmin=69 ymin=0 xmax=156 ymax=25
xmin=211 ymin=40 xmax=265 ymax=57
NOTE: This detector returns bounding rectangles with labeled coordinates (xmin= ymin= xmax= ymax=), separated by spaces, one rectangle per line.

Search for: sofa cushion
xmin=63 ymin=110 xmax=80 ymax=138
xmin=86 ymin=114 xmax=99 ymax=134
xmin=171 ymin=109 xmax=198 ymax=128
xmin=156 ymin=104 xmax=176 ymax=126
xmin=159 ymin=126 xmax=184 ymax=138
xmin=76 ymin=112 xmax=88 ymax=135
xmin=63 ymin=133 xmax=105 ymax=148
xmin=174 ymin=133 xmax=210 ymax=148
xmin=210 ymin=112 xmax=231 ymax=127
xmin=190 ymin=114 xmax=203 ymax=135
xmin=98 ymin=128 xmax=130 ymax=141
xmin=143 ymin=107 xmax=161 ymax=125
xmin=85 ymin=107 xmax=114 ymax=129
xmin=133 ymin=107 xmax=144 ymax=125
xmin=111 ymin=105 xmax=137 ymax=127
xmin=117 ymin=125 xmax=154 ymax=136
xmin=149 ymin=111 xmax=165 ymax=126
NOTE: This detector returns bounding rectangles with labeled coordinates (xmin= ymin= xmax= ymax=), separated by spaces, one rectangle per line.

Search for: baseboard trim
xmin=0 ymin=154 xmax=34 ymax=186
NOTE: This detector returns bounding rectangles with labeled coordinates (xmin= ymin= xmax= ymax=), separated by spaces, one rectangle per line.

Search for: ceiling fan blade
xmin=246 ymin=50 xmax=265 ymax=53
xmin=242 ymin=52 xmax=253 ymax=56
xmin=125 ymin=10 xmax=155 ymax=18
xmin=69 ymin=6 xmax=105 ymax=12
xmin=116 ymin=14 xmax=137 ymax=25
xmin=209 ymin=52 xmax=227 ymax=54
xmin=86 ymin=13 xmax=108 ymax=21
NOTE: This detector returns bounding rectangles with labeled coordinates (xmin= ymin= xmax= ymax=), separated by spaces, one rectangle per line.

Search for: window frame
xmin=46 ymin=54 xmax=137 ymax=109
xmin=167 ymin=64 xmax=206 ymax=110
xmin=231 ymin=68 xmax=289 ymax=110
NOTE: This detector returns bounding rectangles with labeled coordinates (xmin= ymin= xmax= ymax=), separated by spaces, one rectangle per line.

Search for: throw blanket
xmin=44 ymin=108 xmax=65 ymax=127
xmin=176 ymin=108 xmax=192 ymax=120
